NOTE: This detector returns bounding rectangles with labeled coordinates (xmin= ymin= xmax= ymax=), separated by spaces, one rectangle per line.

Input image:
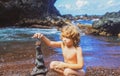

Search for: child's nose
xmin=63 ymin=38 xmax=66 ymax=41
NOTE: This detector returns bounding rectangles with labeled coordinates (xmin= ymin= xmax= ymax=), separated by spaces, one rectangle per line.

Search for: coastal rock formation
xmin=0 ymin=0 xmax=60 ymax=27
xmin=92 ymin=10 xmax=120 ymax=36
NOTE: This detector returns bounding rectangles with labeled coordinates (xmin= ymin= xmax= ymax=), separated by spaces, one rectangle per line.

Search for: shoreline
xmin=0 ymin=40 xmax=120 ymax=76
xmin=0 ymin=53 xmax=120 ymax=76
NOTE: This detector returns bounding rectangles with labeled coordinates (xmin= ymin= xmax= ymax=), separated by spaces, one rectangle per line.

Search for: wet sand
xmin=0 ymin=40 xmax=120 ymax=76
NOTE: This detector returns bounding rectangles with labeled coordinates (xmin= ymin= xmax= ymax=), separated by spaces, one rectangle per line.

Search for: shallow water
xmin=0 ymin=28 xmax=120 ymax=68
xmin=74 ymin=20 xmax=94 ymax=25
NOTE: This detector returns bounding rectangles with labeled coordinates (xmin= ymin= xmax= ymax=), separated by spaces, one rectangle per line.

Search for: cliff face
xmin=0 ymin=0 xmax=61 ymax=26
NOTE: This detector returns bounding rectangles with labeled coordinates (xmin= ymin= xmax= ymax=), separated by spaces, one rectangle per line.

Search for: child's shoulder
xmin=77 ymin=46 xmax=82 ymax=49
xmin=76 ymin=46 xmax=82 ymax=52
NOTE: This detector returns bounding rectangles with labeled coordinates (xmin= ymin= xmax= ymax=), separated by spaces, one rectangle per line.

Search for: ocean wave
xmin=0 ymin=28 xmax=60 ymax=41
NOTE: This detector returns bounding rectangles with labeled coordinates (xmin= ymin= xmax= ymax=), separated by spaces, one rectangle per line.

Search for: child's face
xmin=62 ymin=37 xmax=73 ymax=47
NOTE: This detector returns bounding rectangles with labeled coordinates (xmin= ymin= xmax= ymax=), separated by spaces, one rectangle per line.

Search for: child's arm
xmin=33 ymin=33 xmax=61 ymax=48
xmin=69 ymin=47 xmax=84 ymax=69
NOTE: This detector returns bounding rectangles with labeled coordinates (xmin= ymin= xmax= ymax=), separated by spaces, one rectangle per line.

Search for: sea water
xmin=0 ymin=27 xmax=120 ymax=52
xmin=0 ymin=21 xmax=120 ymax=67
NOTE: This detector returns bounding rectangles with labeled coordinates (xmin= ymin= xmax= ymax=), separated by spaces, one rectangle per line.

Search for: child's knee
xmin=79 ymin=69 xmax=86 ymax=76
xmin=49 ymin=61 xmax=57 ymax=69
xmin=63 ymin=68 xmax=71 ymax=76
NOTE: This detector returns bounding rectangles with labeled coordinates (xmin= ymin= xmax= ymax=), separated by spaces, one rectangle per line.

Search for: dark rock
xmin=92 ymin=10 xmax=120 ymax=36
xmin=0 ymin=0 xmax=61 ymax=27
xmin=31 ymin=42 xmax=48 ymax=76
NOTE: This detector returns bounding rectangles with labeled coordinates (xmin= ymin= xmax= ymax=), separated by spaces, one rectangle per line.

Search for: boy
xmin=32 ymin=25 xmax=85 ymax=76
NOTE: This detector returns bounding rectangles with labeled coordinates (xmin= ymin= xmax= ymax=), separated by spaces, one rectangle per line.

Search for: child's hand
xmin=32 ymin=33 xmax=43 ymax=39
xmin=56 ymin=62 xmax=66 ymax=69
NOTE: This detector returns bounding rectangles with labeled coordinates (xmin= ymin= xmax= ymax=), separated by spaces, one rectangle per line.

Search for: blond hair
xmin=61 ymin=25 xmax=80 ymax=47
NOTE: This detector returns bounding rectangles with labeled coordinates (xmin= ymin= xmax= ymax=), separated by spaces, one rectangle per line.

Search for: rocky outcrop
xmin=92 ymin=10 xmax=120 ymax=36
xmin=0 ymin=0 xmax=61 ymax=27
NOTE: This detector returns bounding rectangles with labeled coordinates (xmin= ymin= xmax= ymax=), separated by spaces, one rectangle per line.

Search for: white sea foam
xmin=0 ymin=28 xmax=60 ymax=41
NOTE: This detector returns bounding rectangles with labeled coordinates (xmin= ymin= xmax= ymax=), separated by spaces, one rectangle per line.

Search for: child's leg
xmin=50 ymin=61 xmax=64 ymax=74
xmin=63 ymin=68 xmax=85 ymax=76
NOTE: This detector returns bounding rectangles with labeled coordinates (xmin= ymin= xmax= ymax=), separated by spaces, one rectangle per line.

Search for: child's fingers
xmin=32 ymin=33 xmax=38 ymax=38
xmin=32 ymin=33 xmax=43 ymax=39
xmin=32 ymin=34 xmax=36 ymax=38
xmin=38 ymin=33 xmax=43 ymax=38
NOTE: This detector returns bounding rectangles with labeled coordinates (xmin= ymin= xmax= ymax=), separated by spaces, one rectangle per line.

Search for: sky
xmin=54 ymin=0 xmax=120 ymax=16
